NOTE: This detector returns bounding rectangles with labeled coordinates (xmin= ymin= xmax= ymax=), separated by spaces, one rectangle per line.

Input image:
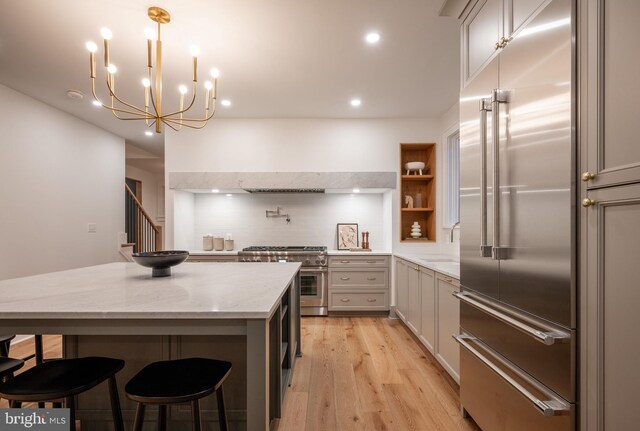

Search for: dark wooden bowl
xmin=132 ymin=250 xmax=189 ymax=277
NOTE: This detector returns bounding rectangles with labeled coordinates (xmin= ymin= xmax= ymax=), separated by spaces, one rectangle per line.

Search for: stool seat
xmin=126 ymin=358 xmax=232 ymax=403
xmin=0 ymin=356 xmax=124 ymax=402
xmin=0 ymin=357 xmax=24 ymax=378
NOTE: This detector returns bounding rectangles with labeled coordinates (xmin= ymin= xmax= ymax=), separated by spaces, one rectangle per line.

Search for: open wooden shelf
xmin=400 ymin=143 xmax=436 ymax=242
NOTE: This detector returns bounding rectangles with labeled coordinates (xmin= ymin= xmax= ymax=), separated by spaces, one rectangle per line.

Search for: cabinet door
xmin=583 ymin=0 xmax=640 ymax=188
xmin=462 ymin=0 xmax=503 ymax=87
xmin=419 ymin=268 xmax=436 ymax=353
xmin=406 ymin=265 xmax=421 ymax=335
xmin=583 ymin=183 xmax=640 ymax=431
xmin=436 ymin=274 xmax=461 ymax=383
xmin=506 ymin=0 xmax=548 ymax=36
xmin=395 ymin=259 xmax=409 ymax=321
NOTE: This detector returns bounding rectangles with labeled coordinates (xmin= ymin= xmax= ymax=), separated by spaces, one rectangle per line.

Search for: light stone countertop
xmin=393 ymin=253 xmax=460 ymax=279
xmin=188 ymin=250 xmax=239 ymax=255
xmin=328 ymin=250 xmax=392 ymax=256
xmin=0 ymin=262 xmax=300 ymax=320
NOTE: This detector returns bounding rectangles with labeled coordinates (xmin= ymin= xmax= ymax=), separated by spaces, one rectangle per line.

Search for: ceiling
xmin=0 ymin=0 xmax=460 ymax=160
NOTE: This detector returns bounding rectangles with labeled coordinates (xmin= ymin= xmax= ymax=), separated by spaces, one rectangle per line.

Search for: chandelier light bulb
xmin=92 ymin=100 xmax=102 ymax=107
xmin=107 ymin=64 xmax=117 ymax=74
xmin=365 ymin=32 xmax=381 ymax=44
xmin=141 ymin=78 xmax=151 ymax=88
xmin=86 ymin=41 xmax=98 ymax=53
xmin=210 ymin=68 xmax=220 ymax=78
xmin=100 ymin=27 xmax=113 ymax=40
xmin=179 ymin=85 xmax=188 ymax=94
xmin=143 ymin=27 xmax=156 ymax=40
xmin=189 ymin=45 xmax=200 ymax=57
xmin=204 ymin=81 xmax=213 ymax=90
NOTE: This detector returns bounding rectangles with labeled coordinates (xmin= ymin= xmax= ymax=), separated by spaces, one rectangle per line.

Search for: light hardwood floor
xmin=3 ymin=320 xmax=479 ymax=430
xmin=276 ymin=317 xmax=480 ymax=431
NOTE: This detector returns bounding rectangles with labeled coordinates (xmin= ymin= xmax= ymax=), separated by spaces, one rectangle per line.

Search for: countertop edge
xmin=393 ymin=253 xmax=460 ymax=279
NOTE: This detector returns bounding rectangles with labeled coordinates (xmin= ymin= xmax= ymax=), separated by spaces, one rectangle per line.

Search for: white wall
xmin=184 ymin=192 xmax=384 ymax=251
xmin=0 ymin=84 xmax=125 ymax=280
xmin=165 ymin=117 xmax=457 ymax=254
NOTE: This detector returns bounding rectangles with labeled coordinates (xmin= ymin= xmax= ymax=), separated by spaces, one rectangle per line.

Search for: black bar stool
xmin=0 ymin=357 xmax=24 ymax=382
xmin=0 ymin=335 xmax=15 ymax=357
xmin=125 ymin=358 xmax=232 ymax=431
xmin=0 ymin=356 xmax=125 ymax=431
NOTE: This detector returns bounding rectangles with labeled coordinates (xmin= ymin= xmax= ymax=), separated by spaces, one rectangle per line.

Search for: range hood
xmin=168 ymin=172 xmax=396 ymax=192
xmin=243 ymin=188 xmax=325 ymax=194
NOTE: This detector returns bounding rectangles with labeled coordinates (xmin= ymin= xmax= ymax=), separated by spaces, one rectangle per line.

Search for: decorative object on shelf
xmin=84 ymin=6 xmax=220 ymax=134
xmin=224 ymin=233 xmax=234 ymax=251
xmin=337 ymin=223 xmax=359 ymax=250
xmin=363 ymin=231 xmax=370 ymax=250
xmin=213 ymin=237 xmax=224 ymax=251
xmin=415 ymin=193 xmax=423 ymax=208
xmin=203 ymin=235 xmax=213 ymax=251
xmin=410 ymin=222 xmax=423 ymax=239
xmin=132 ymin=250 xmax=189 ymax=277
xmin=404 ymin=195 xmax=414 ymax=209
xmin=404 ymin=161 xmax=426 ymax=175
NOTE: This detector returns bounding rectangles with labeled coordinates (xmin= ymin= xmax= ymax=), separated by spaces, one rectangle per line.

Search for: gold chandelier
xmin=85 ymin=6 xmax=219 ymax=133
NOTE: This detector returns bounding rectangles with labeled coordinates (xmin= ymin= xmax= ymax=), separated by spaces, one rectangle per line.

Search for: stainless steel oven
xmin=299 ymin=267 xmax=328 ymax=316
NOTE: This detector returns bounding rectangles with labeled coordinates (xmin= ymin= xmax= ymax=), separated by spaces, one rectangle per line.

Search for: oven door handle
xmin=300 ymin=267 xmax=328 ymax=273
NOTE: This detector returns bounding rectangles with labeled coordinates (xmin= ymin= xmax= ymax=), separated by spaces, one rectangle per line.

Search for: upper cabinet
xmin=461 ymin=0 xmax=547 ymax=88
xmin=581 ymin=0 xmax=640 ymax=189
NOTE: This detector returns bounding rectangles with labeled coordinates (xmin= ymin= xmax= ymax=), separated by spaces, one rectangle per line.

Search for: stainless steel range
xmin=239 ymin=246 xmax=328 ymax=316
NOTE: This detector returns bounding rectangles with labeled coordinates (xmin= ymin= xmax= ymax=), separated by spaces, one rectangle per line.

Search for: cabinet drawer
xmin=329 ymin=290 xmax=389 ymax=311
xmin=328 ymin=256 xmax=390 ymax=268
xmin=329 ymin=269 xmax=388 ymax=288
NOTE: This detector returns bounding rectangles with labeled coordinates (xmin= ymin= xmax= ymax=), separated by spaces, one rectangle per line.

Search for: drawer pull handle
xmin=454 ymin=334 xmax=570 ymax=417
xmin=367 ymin=298 xmax=377 ymax=302
xmin=341 ymin=260 xmax=350 ymax=263
xmin=443 ymin=277 xmax=453 ymax=282
xmin=366 ymin=260 xmax=377 ymax=263
xmin=340 ymin=298 xmax=350 ymax=302
xmin=340 ymin=277 xmax=351 ymax=281
xmin=453 ymin=292 xmax=571 ymax=346
xmin=367 ymin=277 xmax=377 ymax=281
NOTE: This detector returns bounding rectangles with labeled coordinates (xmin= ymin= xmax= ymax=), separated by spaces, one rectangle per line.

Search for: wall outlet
xmin=87 ymin=223 xmax=97 ymax=233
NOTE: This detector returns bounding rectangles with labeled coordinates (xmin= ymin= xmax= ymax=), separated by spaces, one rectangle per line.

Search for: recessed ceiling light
xmin=211 ymin=189 xmax=220 ymax=193
xmin=226 ymin=193 xmax=233 ymax=197
xmin=353 ymin=188 xmax=361 ymax=193
xmin=145 ymin=131 xmax=153 ymax=136
xmin=92 ymin=100 xmax=102 ymax=107
xmin=350 ymin=98 xmax=362 ymax=107
xmin=221 ymin=99 xmax=231 ymax=107
xmin=365 ymin=32 xmax=381 ymax=44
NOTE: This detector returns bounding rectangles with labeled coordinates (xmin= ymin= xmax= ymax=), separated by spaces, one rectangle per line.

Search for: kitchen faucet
xmin=450 ymin=221 xmax=460 ymax=243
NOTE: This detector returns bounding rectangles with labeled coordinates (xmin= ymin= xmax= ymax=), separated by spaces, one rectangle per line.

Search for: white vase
xmin=410 ymin=222 xmax=422 ymax=238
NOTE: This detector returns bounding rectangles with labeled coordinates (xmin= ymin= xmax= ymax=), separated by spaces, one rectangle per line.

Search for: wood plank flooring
xmin=2 ymin=319 xmax=480 ymax=431
xmin=277 ymin=317 xmax=480 ymax=431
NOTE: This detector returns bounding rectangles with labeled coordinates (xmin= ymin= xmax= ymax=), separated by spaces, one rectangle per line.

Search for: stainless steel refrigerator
xmin=456 ymin=0 xmax=575 ymax=430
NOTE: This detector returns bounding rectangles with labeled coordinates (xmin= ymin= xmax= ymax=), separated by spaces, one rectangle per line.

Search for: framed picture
xmin=337 ymin=223 xmax=359 ymax=250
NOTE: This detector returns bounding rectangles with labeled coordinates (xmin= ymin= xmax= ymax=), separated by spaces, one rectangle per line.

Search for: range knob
xmin=305 ymin=258 xmax=311 ymax=264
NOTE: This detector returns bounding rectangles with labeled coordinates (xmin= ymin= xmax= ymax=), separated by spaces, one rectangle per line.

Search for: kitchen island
xmin=0 ymin=262 xmax=301 ymax=431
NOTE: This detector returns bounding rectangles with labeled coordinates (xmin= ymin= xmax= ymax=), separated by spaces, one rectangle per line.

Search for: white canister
xmin=225 ymin=239 xmax=234 ymax=251
xmin=203 ymin=235 xmax=213 ymax=251
xmin=213 ymin=237 xmax=225 ymax=251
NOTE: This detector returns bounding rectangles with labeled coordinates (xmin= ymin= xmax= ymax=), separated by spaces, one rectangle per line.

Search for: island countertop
xmin=0 ymin=261 xmax=301 ymax=320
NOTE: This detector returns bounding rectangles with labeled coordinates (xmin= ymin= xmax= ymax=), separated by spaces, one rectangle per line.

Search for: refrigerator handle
xmin=479 ymin=98 xmax=493 ymax=257
xmin=453 ymin=334 xmax=571 ymax=417
xmin=491 ymin=89 xmax=509 ymax=260
xmin=453 ymin=291 xmax=571 ymax=345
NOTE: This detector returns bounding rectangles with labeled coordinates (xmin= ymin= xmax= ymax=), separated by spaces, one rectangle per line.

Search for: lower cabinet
xmin=328 ymin=256 xmax=390 ymax=313
xmin=187 ymin=254 xmax=238 ymax=262
xmin=394 ymin=257 xmax=460 ymax=382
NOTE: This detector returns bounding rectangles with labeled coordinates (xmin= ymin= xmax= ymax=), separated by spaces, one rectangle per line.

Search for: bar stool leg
xmin=66 ymin=396 xmax=76 ymax=431
xmin=157 ymin=405 xmax=167 ymax=431
xmin=108 ymin=376 xmax=124 ymax=431
xmin=216 ymin=386 xmax=229 ymax=431
xmin=133 ymin=404 xmax=146 ymax=431
xmin=9 ymin=400 xmax=21 ymax=408
xmin=35 ymin=335 xmax=45 ymax=409
xmin=53 ymin=402 xmax=62 ymax=408
xmin=191 ymin=399 xmax=202 ymax=431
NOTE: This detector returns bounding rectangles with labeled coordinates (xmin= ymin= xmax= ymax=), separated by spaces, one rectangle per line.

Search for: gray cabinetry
xmin=328 ymin=256 xmax=389 ymax=312
xmin=418 ymin=267 xmax=436 ymax=353
xmin=582 ymin=0 xmax=640 ymax=189
xmin=187 ymin=254 xmax=238 ymax=262
xmin=395 ymin=258 xmax=409 ymax=321
xmin=435 ymin=274 xmax=461 ymax=382
xmin=406 ymin=265 xmax=421 ymax=334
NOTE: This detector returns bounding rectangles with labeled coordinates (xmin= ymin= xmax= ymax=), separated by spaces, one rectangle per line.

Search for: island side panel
xmin=247 ymin=319 xmax=270 ymax=431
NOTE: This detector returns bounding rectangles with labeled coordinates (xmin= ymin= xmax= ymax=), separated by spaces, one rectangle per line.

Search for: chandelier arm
xmin=163 ymin=82 xmax=198 ymax=117
xmin=148 ymin=82 xmax=160 ymax=118
xmin=165 ymin=102 xmax=217 ymax=123
xmin=104 ymin=75 xmax=150 ymax=116
xmin=92 ymin=80 xmax=154 ymax=118
xmin=163 ymin=119 xmax=209 ymax=130
xmin=161 ymin=119 xmax=181 ymax=132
